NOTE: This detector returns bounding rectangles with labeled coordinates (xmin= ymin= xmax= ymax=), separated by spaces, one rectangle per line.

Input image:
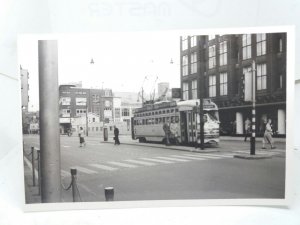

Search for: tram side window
xmin=155 ymin=118 xmax=158 ymax=124
xmin=175 ymin=116 xmax=179 ymax=123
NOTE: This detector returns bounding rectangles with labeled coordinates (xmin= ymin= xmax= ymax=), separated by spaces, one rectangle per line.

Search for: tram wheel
xmin=139 ymin=137 xmax=146 ymax=143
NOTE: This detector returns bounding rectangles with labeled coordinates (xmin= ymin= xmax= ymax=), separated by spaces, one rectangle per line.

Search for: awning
xmin=59 ymin=118 xmax=71 ymax=123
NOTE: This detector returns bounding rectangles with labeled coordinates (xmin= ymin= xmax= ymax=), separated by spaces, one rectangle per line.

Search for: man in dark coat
xmin=114 ymin=126 xmax=120 ymax=145
xmin=163 ymin=120 xmax=171 ymax=146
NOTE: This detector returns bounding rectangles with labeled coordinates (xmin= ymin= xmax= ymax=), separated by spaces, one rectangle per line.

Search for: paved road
xmin=23 ymin=135 xmax=286 ymax=202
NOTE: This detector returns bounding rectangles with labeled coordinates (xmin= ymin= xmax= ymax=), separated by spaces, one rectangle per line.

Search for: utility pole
xmin=38 ymin=40 xmax=61 ymax=202
xmin=199 ymin=74 xmax=205 ymax=150
xmin=250 ymin=61 xmax=256 ymax=155
xmin=86 ymin=103 xmax=89 ymax=136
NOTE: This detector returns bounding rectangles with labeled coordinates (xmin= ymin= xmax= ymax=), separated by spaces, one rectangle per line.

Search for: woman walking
xmin=262 ymin=119 xmax=276 ymax=149
xmin=79 ymin=127 xmax=86 ymax=147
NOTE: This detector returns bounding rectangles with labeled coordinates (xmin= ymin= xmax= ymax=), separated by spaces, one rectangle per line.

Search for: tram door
xmin=180 ymin=112 xmax=187 ymax=143
xmin=186 ymin=111 xmax=196 ymax=143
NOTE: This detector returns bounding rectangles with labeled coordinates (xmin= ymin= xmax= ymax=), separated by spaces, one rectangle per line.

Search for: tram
xmin=131 ymin=99 xmax=220 ymax=145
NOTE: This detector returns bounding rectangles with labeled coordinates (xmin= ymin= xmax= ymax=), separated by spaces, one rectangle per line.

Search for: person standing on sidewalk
xmin=114 ymin=125 xmax=120 ymax=145
xmin=262 ymin=118 xmax=276 ymax=149
xmin=244 ymin=118 xmax=251 ymax=142
xmin=78 ymin=127 xmax=86 ymax=147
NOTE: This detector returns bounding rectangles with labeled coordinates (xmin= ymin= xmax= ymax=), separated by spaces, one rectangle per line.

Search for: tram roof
xmin=134 ymin=99 xmax=217 ymax=113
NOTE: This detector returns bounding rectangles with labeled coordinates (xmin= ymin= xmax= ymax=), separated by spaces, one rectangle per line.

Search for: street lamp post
xmin=86 ymin=103 xmax=89 ymax=137
xmin=250 ymin=61 xmax=256 ymax=155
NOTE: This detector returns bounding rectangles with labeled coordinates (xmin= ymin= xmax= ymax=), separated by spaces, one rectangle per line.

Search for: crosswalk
xmin=61 ymin=153 xmax=236 ymax=177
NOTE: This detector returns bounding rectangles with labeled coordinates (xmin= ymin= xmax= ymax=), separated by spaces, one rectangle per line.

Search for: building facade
xmin=180 ymin=33 xmax=286 ymax=136
xmin=113 ymin=92 xmax=142 ymax=130
xmin=20 ymin=66 xmax=30 ymax=134
xmin=59 ymin=85 xmax=114 ymax=134
xmin=20 ymin=66 xmax=30 ymax=110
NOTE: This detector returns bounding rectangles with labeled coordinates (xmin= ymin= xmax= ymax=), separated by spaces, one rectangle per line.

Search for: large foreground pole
xmin=38 ymin=40 xmax=61 ymax=202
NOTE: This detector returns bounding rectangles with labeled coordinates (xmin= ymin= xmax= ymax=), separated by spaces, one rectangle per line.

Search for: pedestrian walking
xmin=231 ymin=120 xmax=236 ymax=135
xmin=78 ymin=127 xmax=86 ymax=147
xmin=163 ymin=119 xmax=171 ymax=146
xmin=244 ymin=118 xmax=251 ymax=142
xmin=262 ymin=118 xmax=276 ymax=149
xmin=114 ymin=125 xmax=120 ymax=145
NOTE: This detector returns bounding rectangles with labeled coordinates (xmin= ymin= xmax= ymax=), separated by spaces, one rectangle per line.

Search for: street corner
xmin=233 ymin=153 xmax=273 ymax=160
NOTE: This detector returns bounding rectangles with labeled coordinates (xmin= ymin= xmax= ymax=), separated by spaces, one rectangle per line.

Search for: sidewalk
xmin=89 ymin=134 xmax=286 ymax=143
xmin=99 ymin=135 xmax=285 ymax=154
xmin=23 ymin=156 xmax=41 ymax=204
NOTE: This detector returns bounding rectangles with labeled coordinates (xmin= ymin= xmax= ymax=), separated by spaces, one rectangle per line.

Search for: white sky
xmin=18 ymin=32 xmax=180 ymax=111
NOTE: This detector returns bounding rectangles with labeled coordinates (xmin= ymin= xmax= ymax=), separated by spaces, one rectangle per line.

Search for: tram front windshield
xmin=206 ymin=111 xmax=219 ymax=122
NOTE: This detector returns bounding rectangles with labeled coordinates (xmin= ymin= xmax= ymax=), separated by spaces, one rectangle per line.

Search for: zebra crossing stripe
xmin=197 ymin=153 xmax=233 ymax=158
xmin=156 ymin=156 xmax=190 ymax=162
xmin=108 ymin=161 xmax=139 ymax=168
xmin=89 ymin=164 xmax=118 ymax=171
xmin=124 ymin=159 xmax=157 ymax=166
xmin=141 ymin=158 xmax=174 ymax=164
xmin=170 ymin=155 xmax=206 ymax=160
xmin=75 ymin=166 xmax=98 ymax=174
xmin=183 ymin=154 xmax=223 ymax=159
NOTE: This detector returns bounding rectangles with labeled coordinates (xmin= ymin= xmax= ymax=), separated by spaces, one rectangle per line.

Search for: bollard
xmin=37 ymin=149 xmax=41 ymax=195
xmin=70 ymin=168 xmax=77 ymax=202
xmin=104 ymin=187 xmax=114 ymax=201
xmin=31 ymin=147 xmax=36 ymax=186
xmin=103 ymin=127 xmax=108 ymax=141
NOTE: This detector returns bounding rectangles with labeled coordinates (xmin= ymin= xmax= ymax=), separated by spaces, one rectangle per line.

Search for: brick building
xmin=59 ymin=84 xmax=114 ymax=134
xmin=180 ymin=33 xmax=286 ymax=136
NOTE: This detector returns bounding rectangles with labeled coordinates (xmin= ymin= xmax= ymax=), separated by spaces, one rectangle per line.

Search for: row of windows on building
xmin=61 ymin=90 xmax=112 ymax=96
xmin=134 ymin=116 xmax=180 ymax=126
xmin=114 ymin=108 xmax=131 ymax=118
xmin=85 ymin=125 xmax=119 ymax=132
xmin=182 ymin=63 xmax=281 ymax=99
xmin=61 ymin=108 xmax=131 ymax=117
xmin=182 ymin=34 xmax=283 ymax=76
xmin=60 ymin=97 xmax=112 ymax=107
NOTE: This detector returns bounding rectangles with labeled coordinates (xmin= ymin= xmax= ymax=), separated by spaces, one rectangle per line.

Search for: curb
xmin=233 ymin=154 xmax=273 ymax=160
xmin=101 ymin=141 xmax=220 ymax=153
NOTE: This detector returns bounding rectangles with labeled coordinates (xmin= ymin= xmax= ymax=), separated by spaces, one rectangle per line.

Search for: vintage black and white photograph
xmin=19 ymin=29 xmax=290 ymax=208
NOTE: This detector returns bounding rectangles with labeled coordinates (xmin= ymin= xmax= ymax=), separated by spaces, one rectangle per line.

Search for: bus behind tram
xmin=131 ymin=99 xmax=220 ymax=146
